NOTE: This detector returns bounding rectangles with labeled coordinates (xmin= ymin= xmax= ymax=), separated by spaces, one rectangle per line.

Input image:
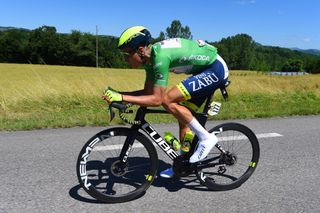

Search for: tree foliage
xmin=210 ymin=34 xmax=320 ymax=73
xmin=163 ymin=20 xmax=193 ymax=39
xmin=281 ymin=59 xmax=303 ymax=72
xmin=212 ymin=34 xmax=255 ymax=70
xmin=0 ymin=26 xmax=125 ymax=68
xmin=0 ymin=23 xmax=320 ymax=73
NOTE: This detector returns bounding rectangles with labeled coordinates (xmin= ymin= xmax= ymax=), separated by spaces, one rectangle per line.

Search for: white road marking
xmin=93 ymin=143 xmax=144 ymax=151
xmin=92 ymin=132 xmax=282 ymax=151
xmin=219 ymin=132 xmax=283 ymax=141
xmin=256 ymin=132 xmax=283 ymax=138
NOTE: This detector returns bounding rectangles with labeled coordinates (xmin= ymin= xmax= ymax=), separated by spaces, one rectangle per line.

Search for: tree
xmin=0 ymin=29 xmax=29 ymax=63
xmin=165 ymin=20 xmax=192 ymax=39
xmin=98 ymin=36 xmax=126 ymax=68
xmin=27 ymin=26 xmax=60 ymax=64
xmin=281 ymin=59 xmax=303 ymax=72
xmin=73 ymin=33 xmax=96 ymax=66
xmin=304 ymin=57 xmax=320 ymax=74
xmin=213 ymin=34 xmax=255 ymax=70
xmin=153 ymin=31 xmax=165 ymax=43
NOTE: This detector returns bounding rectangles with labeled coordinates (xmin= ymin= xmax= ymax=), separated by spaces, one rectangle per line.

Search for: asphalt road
xmin=1 ymin=116 xmax=319 ymax=213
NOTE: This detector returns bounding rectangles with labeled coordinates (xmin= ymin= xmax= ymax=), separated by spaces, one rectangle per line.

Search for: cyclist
xmin=103 ymin=26 xmax=229 ymax=178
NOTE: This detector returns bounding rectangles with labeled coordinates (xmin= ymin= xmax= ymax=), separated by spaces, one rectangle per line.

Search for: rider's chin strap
xmin=138 ymin=46 xmax=147 ymax=65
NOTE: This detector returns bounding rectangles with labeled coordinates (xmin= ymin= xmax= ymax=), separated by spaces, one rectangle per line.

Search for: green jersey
xmin=145 ymin=38 xmax=218 ymax=86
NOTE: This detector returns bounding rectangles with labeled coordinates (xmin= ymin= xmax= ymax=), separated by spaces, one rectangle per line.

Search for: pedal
xmin=173 ymin=155 xmax=193 ymax=177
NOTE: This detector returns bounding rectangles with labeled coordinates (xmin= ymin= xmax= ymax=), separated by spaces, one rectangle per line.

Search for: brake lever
xmin=108 ymin=102 xmax=128 ymax=122
xmin=108 ymin=104 xmax=116 ymax=122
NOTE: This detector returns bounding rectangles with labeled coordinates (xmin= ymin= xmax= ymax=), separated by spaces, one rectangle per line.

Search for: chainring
xmin=172 ymin=155 xmax=194 ymax=177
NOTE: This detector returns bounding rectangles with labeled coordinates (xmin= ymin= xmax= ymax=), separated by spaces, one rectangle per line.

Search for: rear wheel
xmin=195 ymin=123 xmax=260 ymax=190
xmin=76 ymin=127 xmax=158 ymax=203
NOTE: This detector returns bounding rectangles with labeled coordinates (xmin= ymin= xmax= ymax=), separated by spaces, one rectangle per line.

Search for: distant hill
xmin=0 ymin=26 xmax=29 ymax=31
xmin=291 ymin=48 xmax=320 ymax=56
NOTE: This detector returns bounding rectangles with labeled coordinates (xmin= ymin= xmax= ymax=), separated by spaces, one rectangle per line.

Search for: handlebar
xmin=109 ymin=102 xmax=128 ymax=121
xmin=109 ymin=102 xmax=128 ymax=111
xmin=108 ymin=102 xmax=136 ymax=124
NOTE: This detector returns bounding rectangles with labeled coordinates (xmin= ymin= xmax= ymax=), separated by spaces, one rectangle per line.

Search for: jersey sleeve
xmin=148 ymin=46 xmax=170 ymax=87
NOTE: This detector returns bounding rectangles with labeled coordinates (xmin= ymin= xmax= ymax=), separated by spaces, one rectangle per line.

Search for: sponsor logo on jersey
xmin=155 ymin=72 xmax=164 ymax=80
xmin=153 ymin=62 xmax=162 ymax=69
xmin=179 ymin=55 xmax=210 ymax=63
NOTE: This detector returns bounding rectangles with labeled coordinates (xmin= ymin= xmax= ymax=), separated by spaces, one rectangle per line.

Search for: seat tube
xmin=195 ymin=113 xmax=208 ymax=126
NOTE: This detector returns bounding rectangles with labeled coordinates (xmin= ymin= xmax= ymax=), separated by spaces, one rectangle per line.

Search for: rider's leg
xmin=161 ymin=57 xmax=228 ymax=176
xmin=160 ymin=86 xmax=218 ymax=178
xmin=162 ymin=86 xmax=218 ymax=163
xmin=178 ymin=120 xmax=190 ymax=141
xmin=160 ymin=119 xmax=193 ymax=179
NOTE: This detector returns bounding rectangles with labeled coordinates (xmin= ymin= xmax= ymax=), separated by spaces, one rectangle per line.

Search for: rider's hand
xmin=104 ymin=86 xmax=118 ymax=93
xmin=102 ymin=87 xmax=123 ymax=103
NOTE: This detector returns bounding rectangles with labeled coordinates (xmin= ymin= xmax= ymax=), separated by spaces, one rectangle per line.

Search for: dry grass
xmin=0 ymin=63 xmax=319 ymax=130
xmin=229 ymin=70 xmax=320 ymax=95
xmin=0 ymin=63 xmax=189 ymax=109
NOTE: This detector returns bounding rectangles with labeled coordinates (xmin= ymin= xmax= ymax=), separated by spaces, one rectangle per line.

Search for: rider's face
xmin=122 ymin=48 xmax=143 ymax=68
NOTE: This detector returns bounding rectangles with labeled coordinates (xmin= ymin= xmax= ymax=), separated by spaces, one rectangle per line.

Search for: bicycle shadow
xmin=69 ymin=158 xmax=217 ymax=204
xmin=69 ymin=184 xmax=107 ymax=204
xmin=152 ymin=160 xmax=211 ymax=192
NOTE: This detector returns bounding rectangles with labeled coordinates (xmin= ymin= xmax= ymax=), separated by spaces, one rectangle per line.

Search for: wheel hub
xmin=220 ymin=152 xmax=237 ymax=166
xmin=111 ymin=160 xmax=128 ymax=177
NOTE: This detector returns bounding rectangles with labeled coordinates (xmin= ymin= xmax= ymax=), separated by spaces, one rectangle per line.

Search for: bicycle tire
xmin=195 ymin=122 xmax=260 ymax=190
xmin=76 ymin=127 xmax=158 ymax=203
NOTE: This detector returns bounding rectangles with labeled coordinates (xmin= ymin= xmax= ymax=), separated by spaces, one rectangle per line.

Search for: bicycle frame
xmin=118 ymin=108 xmax=179 ymax=163
xmin=117 ymin=83 xmax=230 ymax=163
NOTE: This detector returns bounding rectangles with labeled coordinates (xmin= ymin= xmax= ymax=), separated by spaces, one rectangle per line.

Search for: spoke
xmin=200 ymin=127 xmax=256 ymax=187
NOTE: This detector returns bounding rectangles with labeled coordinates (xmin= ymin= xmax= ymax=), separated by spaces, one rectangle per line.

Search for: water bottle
xmin=181 ymin=131 xmax=194 ymax=155
xmin=164 ymin=132 xmax=181 ymax=151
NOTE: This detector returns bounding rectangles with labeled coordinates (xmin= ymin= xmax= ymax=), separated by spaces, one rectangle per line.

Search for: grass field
xmin=1 ymin=63 xmax=319 ymax=130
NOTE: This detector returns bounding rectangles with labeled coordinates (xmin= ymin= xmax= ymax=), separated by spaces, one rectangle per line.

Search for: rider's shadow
xmin=153 ymin=160 xmax=209 ymax=192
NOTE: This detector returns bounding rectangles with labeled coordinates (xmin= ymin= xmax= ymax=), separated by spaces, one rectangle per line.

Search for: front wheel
xmin=195 ymin=122 xmax=260 ymax=190
xmin=76 ymin=127 xmax=158 ymax=203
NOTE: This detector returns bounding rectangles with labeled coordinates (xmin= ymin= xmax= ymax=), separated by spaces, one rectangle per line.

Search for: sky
xmin=1 ymin=0 xmax=320 ymax=49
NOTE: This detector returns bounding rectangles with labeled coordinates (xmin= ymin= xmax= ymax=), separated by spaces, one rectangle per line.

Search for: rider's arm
xmin=122 ymin=81 xmax=166 ymax=106
xmin=119 ymin=80 xmax=154 ymax=96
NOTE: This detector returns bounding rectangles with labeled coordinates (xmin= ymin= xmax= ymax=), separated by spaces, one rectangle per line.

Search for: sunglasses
xmin=121 ymin=48 xmax=138 ymax=57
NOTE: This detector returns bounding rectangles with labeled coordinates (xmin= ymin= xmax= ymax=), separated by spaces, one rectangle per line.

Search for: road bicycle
xmin=76 ymin=81 xmax=260 ymax=203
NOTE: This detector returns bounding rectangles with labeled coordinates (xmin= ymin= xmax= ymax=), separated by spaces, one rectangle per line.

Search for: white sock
xmin=187 ymin=118 xmax=211 ymax=141
xmin=187 ymin=118 xmax=218 ymax=163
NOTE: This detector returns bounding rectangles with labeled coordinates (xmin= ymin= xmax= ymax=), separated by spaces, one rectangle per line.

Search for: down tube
xmin=141 ymin=122 xmax=179 ymax=160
